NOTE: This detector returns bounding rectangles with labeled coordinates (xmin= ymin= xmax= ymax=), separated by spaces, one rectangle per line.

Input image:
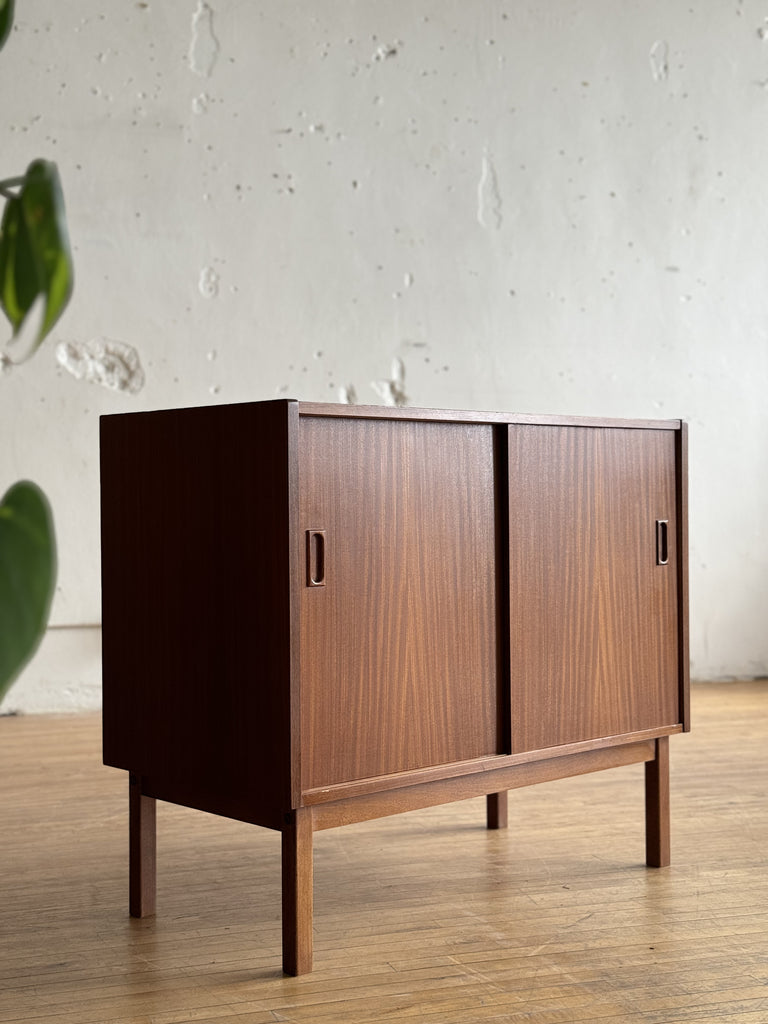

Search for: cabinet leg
xmin=645 ymin=737 xmax=671 ymax=868
xmin=129 ymin=773 xmax=157 ymax=917
xmin=487 ymin=791 xmax=508 ymax=830
xmin=282 ymin=808 xmax=314 ymax=975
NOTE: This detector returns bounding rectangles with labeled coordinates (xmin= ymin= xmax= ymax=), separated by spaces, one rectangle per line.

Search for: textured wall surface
xmin=1 ymin=1 xmax=766 ymax=710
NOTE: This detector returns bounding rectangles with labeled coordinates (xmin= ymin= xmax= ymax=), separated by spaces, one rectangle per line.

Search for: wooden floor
xmin=1 ymin=681 xmax=766 ymax=1024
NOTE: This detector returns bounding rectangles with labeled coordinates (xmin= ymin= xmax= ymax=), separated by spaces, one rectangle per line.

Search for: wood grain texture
xmin=1 ymin=682 xmax=761 ymax=1022
xmin=297 ymin=401 xmax=682 ymax=431
xmin=281 ymin=808 xmax=314 ymax=975
xmin=101 ymin=400 xmax=298 ymax=830
xmin=508 ymin=425 xmax=682 ymax=753
xmin=309 ymin=741 xmax=656 ymax=831
xmin=299 ymin=724 xmax=682 ymax=807
xmin=298 ymin=415 xmax=502 ymax=789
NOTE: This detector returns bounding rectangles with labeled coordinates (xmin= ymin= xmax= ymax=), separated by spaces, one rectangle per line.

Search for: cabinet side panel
xmin=101 ymin=402 xmax=294 ymax=828
xmin=299 ymin=416 xmax=501 ymax=789
xmin=677 ymin=422 xmax=691 ymax=731
xmin=509 ymin=426 xmax=680 ymax=753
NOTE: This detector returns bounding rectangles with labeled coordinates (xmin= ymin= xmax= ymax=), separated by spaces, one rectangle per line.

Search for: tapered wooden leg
xmin=129 ymin=773 xmax=156 ymax=917
xmin=486 ymin=791 xmax=508 ymax=830
xmin=282 ymin=808 xmax=314 ymax=975
xmin=645 ymin=737 xmax=670 ymax=868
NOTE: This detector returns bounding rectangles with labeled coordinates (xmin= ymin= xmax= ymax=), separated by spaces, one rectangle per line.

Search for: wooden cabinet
xmin=101 ymin=400 xmax=689 ymax=975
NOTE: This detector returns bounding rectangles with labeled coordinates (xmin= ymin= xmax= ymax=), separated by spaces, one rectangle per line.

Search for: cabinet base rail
xmin=127 ymin=736 xmax=671 ymax=976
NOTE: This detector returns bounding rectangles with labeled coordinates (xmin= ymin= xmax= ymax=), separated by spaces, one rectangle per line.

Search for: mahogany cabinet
xmin=100 ymin=400 xmax=689 ymax=975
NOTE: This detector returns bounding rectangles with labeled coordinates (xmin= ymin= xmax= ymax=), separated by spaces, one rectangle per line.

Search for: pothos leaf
xmin=0 ymin=481 xmax=57 ymax=704
xmin=0 ymin=159 xmax=74 ymax=356
xmin=0 ymin=0 xmax=14 ymax=53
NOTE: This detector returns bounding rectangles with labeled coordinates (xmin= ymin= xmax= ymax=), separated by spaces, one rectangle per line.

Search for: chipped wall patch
xmin=649 ymin=40 xmax=669 ymax=82
xmin=478 ymin=151 xmax=503 ymax=230
xmin=56 ymin=339 xmax=145 ymax=394
xmin=199 ymin=265 xmax=220 ymax=298
xmin=371 ymin=357 xmax=408 ymax=407
xmin=373 ymin=41 xmax=400 ymax=61
xmin=192 ymin=92 xmax=210 ymax=114
xmin=339 ymin=384 xmax=358 ymax=405
xmin=189 ymin=1 xmax=220 ymax=78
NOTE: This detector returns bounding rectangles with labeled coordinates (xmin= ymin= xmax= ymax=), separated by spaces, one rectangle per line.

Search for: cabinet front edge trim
xmin=301 ymin=724 xmax=683 ymax=806
xmin=296 ymin=403 xmax=683 ymax=431
xmin=311 ymin=740 xmax=658 ymax=831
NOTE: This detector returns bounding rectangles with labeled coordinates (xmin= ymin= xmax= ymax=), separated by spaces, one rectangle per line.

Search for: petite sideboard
xmin=100 ymin=400 xmax=689 ymax=974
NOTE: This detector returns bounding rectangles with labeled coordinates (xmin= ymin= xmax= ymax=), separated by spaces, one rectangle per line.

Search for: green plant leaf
xmin=0 ymin=481 xmax=56 ymax=704
xmin=0 ymin=159 xmax=74 ymax=356
xmin=0 ymin=0 xmax=14 ymax=52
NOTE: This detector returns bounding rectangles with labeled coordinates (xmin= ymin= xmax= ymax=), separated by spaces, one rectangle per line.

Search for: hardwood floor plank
xmin=1 ymin=682 xmax=766 ymax=1023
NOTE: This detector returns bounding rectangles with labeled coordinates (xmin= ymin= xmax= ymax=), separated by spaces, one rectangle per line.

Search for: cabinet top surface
xmin=101 ymin=398 xmax=683 ymax=431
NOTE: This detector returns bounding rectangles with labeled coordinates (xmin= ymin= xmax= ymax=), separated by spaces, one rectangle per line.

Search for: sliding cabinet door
xmin=508 ymin=425 xmax=680 ymax=754
xmin=299 ymin=415 xmax=502 ymax=792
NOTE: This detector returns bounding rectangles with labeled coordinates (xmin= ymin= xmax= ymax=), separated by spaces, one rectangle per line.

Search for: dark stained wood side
xmin=298 ymin=415 xmax=501 ymax=790
xmin=101 ymin=400 xmax=296 ymax=830
xmin=508 ymin=425 xmax=682 ymax=753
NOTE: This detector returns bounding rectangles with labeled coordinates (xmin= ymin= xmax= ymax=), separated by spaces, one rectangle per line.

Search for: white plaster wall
xmin=1 ymin=1 xmax=766 ymax=711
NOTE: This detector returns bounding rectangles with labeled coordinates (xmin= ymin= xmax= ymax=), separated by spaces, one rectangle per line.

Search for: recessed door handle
xmin=306 ymin=530 xmax=326 ymax=587
xmin=656 ymin=520 xmax=669 ymax=566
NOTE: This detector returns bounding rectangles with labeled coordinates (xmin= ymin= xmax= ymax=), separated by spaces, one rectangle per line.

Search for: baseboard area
xmin=0 ymin=626 xmax=102 ymax=714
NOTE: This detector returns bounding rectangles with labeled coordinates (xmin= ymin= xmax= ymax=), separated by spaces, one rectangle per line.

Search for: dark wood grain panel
xmin=508 ymin=425 xmax=681 ymax=753
xmin=101 ymin=400 xmax=298 ymax=829
xmin=298 ymin=416 xmax=501 ymax=790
